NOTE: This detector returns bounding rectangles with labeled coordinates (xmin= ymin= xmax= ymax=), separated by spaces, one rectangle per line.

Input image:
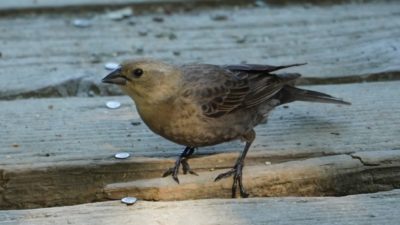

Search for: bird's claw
xmin=214 ymin=169 xmax=236 ymax=181
xmin=214 ymin=164 xmax=249 ymax=198
xmin=162 ymin=148 xmax=197 ymax=184
xmin=162 ymin=167 xmax=180 ymax=183
xmin=182 ymin=159 xmax=199 ymax=176
xmin=162 ymin=162 xmax=197 ymax=183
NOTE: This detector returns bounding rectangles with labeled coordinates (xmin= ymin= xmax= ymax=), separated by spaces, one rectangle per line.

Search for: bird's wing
xmin=181 ymin=63 xmax=303 ymax=118
xmin=224 ymin=63 xmax=305 ymax=73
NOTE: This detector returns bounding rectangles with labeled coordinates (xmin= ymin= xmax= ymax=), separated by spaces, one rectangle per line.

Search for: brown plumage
xmin=102 ymin=59 xmax=350 ymax=198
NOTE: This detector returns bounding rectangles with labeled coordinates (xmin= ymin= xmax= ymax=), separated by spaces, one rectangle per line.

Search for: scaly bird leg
xmin=162 ymin=146 xmax=198 ymax=183
xmin=215 ymin=130 xmax=255 ymax=198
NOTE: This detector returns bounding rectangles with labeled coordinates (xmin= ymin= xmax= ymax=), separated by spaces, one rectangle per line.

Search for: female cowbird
xmin=102 ymin=59 xmax=350 ymax=198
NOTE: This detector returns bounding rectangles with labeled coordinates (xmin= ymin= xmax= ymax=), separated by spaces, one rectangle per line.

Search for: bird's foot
xmin=162 ymin=147 xmax=198 ymax=184
xmin=162 ymin=164 xmax=180 ymax=184
xmin=214 ymin=162 xmax=249 ymax=198
xmin=181 ymin=159 xmax=199 ymax=175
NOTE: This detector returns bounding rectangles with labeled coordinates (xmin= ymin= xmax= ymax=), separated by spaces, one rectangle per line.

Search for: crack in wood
xmin=350 ymin=154 xmax=381 ymax=166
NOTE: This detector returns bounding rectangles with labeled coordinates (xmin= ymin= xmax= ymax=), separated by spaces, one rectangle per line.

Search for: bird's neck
xmin=134 ymin=98 xmax=175 ymax=135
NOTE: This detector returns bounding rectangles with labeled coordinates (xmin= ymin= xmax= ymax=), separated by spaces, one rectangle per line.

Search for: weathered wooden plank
xmin=0 ymin=0 xmax=188 ymax=11
xmin=0 ymin=81 xmax=399 ymax=209
xmin=1 ymin=81 xmax=399 ymax=167
xmin=0 ymin=2 xmax=399 ymax=99
xmin=2 ymin=190 xmax=400 ymax=225
xmin=104 ymin=150 xmax=400 ymax=200
xmin=0 ymin=0 xmax=244 ymax=12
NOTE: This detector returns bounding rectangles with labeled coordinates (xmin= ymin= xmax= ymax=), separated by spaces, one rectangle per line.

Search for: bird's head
xmin=102 ymin=59 xmax=181 ymax=104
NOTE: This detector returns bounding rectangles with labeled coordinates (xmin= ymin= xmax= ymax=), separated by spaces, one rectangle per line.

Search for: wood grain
xmin=0 ymin=2 xmax=399 ymax=99
xmin=1 ymin=82 xmax=398 ymax=167
xmin=104 ymin=150 xmax=400 ymax=200
xmin=2 ymin=190 xmax=400 ymax=225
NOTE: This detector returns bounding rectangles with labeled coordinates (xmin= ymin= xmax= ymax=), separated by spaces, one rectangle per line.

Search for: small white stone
xmin=265 ymin=161 xmax=272 ymax=165
xmin=114 ymin=152 xmax=130 ymax=159
xmin=106 ymin=101 xmax=121 ymax=109
xmin=121 ymin=197 xmax=137 ymax=205
xmin=72 ymin=19 xmax=91 ymax=28
xmin=105 ymin=62 xmax=120 ymax=70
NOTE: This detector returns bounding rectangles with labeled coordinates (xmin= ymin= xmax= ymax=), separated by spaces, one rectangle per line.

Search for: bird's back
xmin=179 ymin=63 xmax=301 ymax=118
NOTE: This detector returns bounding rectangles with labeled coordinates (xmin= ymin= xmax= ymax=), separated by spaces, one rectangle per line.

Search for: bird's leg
xmin=214 ymin=130 xmax=255 ymax=198
xmin=162 ymin=146 xmax=197 ymax=183
xmin=181 ymin=147 xmax=198 ymax=175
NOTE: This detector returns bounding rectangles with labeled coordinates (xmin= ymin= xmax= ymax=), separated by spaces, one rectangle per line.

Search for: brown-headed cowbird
xmin=102 ymin=59 xmax=350 ymax=198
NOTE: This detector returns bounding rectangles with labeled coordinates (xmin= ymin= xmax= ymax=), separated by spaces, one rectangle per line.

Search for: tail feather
xmin=279 ymin=85 xmax=351 ymax=105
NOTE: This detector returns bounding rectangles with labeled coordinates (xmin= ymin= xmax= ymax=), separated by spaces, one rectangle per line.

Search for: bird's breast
xmin=135 ymin=101 xmax=251 ymax=147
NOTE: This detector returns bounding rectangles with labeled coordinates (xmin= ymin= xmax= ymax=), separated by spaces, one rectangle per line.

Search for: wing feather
xmin=181 ymin=63 xmax=304 ymax=118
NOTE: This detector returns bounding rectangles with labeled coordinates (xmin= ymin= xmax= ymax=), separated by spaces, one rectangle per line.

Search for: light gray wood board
xmin=0 ymin=81 xmax=399 ymax=208
xmin=1 ymin=81 xmax=399 ymax=168
xmin=1 ymin=190 xmax=400 ymax=225
xmin=1 ymin=2 xmax=400 ymax=99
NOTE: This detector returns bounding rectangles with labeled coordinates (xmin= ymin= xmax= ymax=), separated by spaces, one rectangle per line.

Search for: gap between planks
xmin=103 ymin=150 xmax=400 ymax=200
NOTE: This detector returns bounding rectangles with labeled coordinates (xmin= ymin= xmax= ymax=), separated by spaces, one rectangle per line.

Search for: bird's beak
xmin=102 ymin=68 xmax=128 ymax=86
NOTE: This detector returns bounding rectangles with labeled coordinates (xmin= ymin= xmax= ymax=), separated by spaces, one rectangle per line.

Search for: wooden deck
xmin=0 ymin=0 xmax=400 ymax=224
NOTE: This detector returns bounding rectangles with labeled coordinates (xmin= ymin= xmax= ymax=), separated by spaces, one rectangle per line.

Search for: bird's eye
xmin=132 ymin=68 xmax=143 ymax=77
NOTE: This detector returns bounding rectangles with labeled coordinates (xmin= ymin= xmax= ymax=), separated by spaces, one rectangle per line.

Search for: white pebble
xmin=72 ymin=19 xmax=91 ymax=28
xmin=121 ymin=197 xmax=137 ymax=205
xmin=105 ymin=62 xmax=120 ymax=70
xmin=265 ymin=161 xmax=272 ymax=165
xmin=106 ymin=101 xmax=121 ymax=109
xmin=114 ymin=152 xmax=130 ymax=159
